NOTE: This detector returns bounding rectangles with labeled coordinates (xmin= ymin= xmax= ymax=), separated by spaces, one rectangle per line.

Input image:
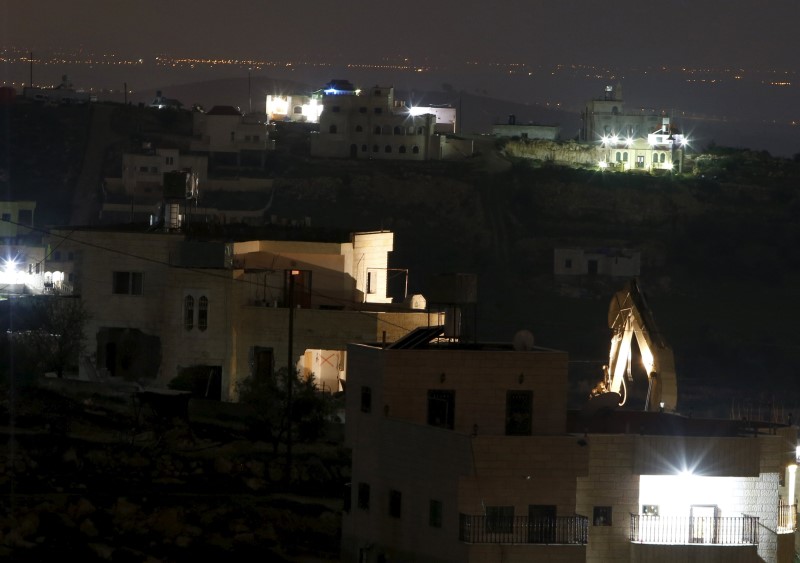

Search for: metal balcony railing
xmin=459 ymin=514 xmax=588 ymax=545
xmin=778 ymin=501 xmax=797 ymax=533
xmin=630 ymin=514 xmax=759 ymax=545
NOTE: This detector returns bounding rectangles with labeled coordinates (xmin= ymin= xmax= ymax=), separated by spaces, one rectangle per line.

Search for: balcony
xmin=777 ymin=501 xmax=797 ymax=533
xmin=459 ymin=514 xmax=588 ymax=545
xmin=630 ymin=514 xmax=759 ymax=545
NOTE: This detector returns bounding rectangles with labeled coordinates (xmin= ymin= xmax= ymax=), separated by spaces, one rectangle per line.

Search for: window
xmin=374 ymin=89 xmax=382 ymax=96
xmin=67 ymin=251 xmax=74 ymax=261
xmin=373 ymin=126 xmax=381 ymax=134
xmin=399 ymin=146 xmax=406 ymax=154
xmin=253 ymin=135 xmax=260 ymax=142
xmin=660 ymin=153 xmax=666 ymax=163
xmin=293 ymin=106 xmax=303 ymax=114
xmin=361 ymin=144 xmax=367 ymax=152
xmin=372 ymin=145 xmax=379 ymax=153
xmin=331 ymin=106 xmax=340 ymax=113
xmin=565 ymin=258 xmax=572 ymax=269
xmin=389 ymin=490 xmax=402 ymax=518
xmin=358 ymin=483 xmax=370 ymax=510
xmin=355 ymin=125 xmax=363 ymax=132
xmin=139 ymin=166 xmax=148 ymax=173
xmin=366 ymin=271 xmax=376 ymax=294
xmin=505 ymin=390 xmax=532 ymax=435
xmin=593 ymin=506 xmax=612 ymax=526
xmin=374 ymin=107 xmax=382 ymax=114
xmin=429 ymin=500 xmax=443 ymax=528
xmin=393 ymin=126 xmax=402 ymax=135
xmin=412 ymin=145 xmax=420 ymax=154
xmin=165 ymin=156 xmax=174 ymax=165
xmin=53 ymin=250 xmax=61 ymax=261
xmin=359 ymin=106 xmax=367 ymax=113
xmin=622 ymin=152 xmax=628 ymax=162
xmin=417 ymin=126 xmax=425 ymax=135
xmin=384 ymin=145 xmax=392 ymax=153
xmin=615 ymin=151 xmax=621 ymax=162
xmin=112 ymin=271 xmax=143 ymax=295
xmin=653 ymin=153 xmax=659 ymax=163
xmin=642 ymin=504 xmax=659 ymax=516
xmin=198 ymin=296 xmax=208 ymax=331
xmin=329 ymin=124 xmax=338 ymax=134
xmin=360 ymin=386 xmax=372 ymax=413
xmin=636 ymin=155 xmax=645 ymax=168
xmin=486 ymin=506 xmax=514 ymax=533
xmin=427 ymin=390 xmax=455 ymax=429
xmin=343 ymin=483 xmax=352 ymax=512
xmin=184 ymin=295 xmax=194 ymax=330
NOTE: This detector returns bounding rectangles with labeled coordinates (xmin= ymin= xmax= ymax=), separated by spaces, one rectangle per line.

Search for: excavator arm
xmin=588 ymin=279 xmax=677 ymax=412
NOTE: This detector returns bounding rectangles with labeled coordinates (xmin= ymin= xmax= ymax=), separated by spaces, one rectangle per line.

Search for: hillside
xmin=3 ymin=101 xmax=800 ymax=417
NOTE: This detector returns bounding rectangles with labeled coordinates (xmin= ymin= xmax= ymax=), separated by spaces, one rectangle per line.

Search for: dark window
xmin=486 ymin=506 xmax=514 ymax=533
xmin=374 ymin=126 xmax=381 ymax=134
xmin=361 ymin=144 xmax=367 ymax=152
xmin=593 ymin=506 xmax=612 ymax=526
xmin=374 ymin=107 xmax=382 ymax=114
xmin=366 ymin=271 xmax=376 ymax=294
xmin=385 ymin=145 xmax=392 ymax=153
xmin=53 ymin=250 xmax=61 ymax=261
xmin=358 ymin=483 xmax=370 ymax=510
xmin=417 ymin=126 xmax=424 ymax=135
xmin=1 ymin=213 xmax=10 ymax=222
xmin=374 ymin=89 xmax=382 ymax=96
xmin=165 ymin=156 xmax=174 ymax=165
xmin=427 ymin=390 xmax=455 ymax=429
xmin=112 ymin=271 xmax=143 ymax=295
xmin=355 ymin=125 xmax=363 ymax=132
xmin=343 ymin=483 xmax=352 ymax=512
xmin=17 ymin=209 xmax=32 ymax=225
xmin=359 ymin=107 xmax=367 ymax=113
xmin=429 ymin=500 xmax=443 ymax=528
xmin=253 ymin=135 xmax=260 ymax=142
xmin=389 ymin=490 xmax=402 ymax=518
xmin=198 ymin=295 xmax=208 ymax=331
xmin=329 ymin=124 xmax=338 ymax=134
xmin=67 ymin=252 xmax=74 ymax=261
xmin=565 ymin=259 xmax=572 ymax=269
xmin=660 ymin=153 xmax=666 ymax=163
xmin=139 ymin=166 xmax=148 ymax=173
xmin=393 ymin=126 xmax=402 ymax=135
xmin=331 ymin=106 xmax=340 ymax=113
xmin=412 ymin=145 xmax=420 ymax=154
xmin=361 ymin=386 xmax=372 ymax=413
xmin=184 ymin=295 xmax=194 ymax=330
xmin=588 ymin=260 xmax=598 ymax=275
xmin=622 ymin=152 xmax=628 ymax=162
xmin=293 ymin=106 xmax=303 ymax=114
xmin=399 ymin=146 xmax=406 ymax=154
xmin=372 ymin=145 xmax=379 ymax=153
xmin=505 ymin=390 xmax=533 ymax=435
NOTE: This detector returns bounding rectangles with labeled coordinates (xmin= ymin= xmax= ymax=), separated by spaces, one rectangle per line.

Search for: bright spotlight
xmin=610 ymin=135 xmax=619 ymax=146
xmin=3 ymin=258 xmax=18 ymax=274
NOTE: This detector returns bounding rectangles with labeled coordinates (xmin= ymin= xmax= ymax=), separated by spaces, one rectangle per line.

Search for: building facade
xmin=43 ymin=228 xmax=438 ymax=399
xmin=342 ymin=330 xmax=797 ymax=563
xmin=310 ymin=81 xmax=439 ymax=161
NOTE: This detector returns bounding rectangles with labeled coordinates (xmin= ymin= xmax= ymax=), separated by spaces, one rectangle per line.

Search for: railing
xmin=459 ymin=514 xmax=588 ymax=545
xmin=630 ymin=514 xmax=759 ymax=545
xmin=778 ymin=501 xmax=797 ymax=533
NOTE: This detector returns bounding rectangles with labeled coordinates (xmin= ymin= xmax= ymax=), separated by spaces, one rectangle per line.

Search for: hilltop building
xmin=22 ymin=75 xmax=91 ymax=105
xmin=191 ymin=106 xmax=273 ymax=168
xmin=342 ymin=325 xmax=798 ymax=563
xmin=43 ymin=226 xmax=438 ymax=399
xmin=493 ymin=115 xmax=560 ymax=141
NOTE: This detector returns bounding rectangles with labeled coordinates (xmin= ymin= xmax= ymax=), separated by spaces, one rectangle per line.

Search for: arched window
xmin=374 ymin=126 xmax=381 ymax=134
xmin=382 ymin=125 xmax=392 ymax=135
xmin=393 ymin=126 xmax=402 ymax=135
xmin=660 ymin=153 xmax=666 ymax=163
xmin=412 ymin=145 xmax=420 ymax=154
xmin=385 ymin=145 xmax=392 ymax=153
xmin=653 ymin=152 xmax=658 ymax=163
xmin=198 ymin=296 xmax=208 ymax=331
xmin=184 ymin=295 xmax=194 ymax=331
xmin=372 ymin=144 xmax=379 ymax=153
xmin=417 ymin=126 xmax=425 ymax=135
xmin=399 ymin=145 xmax=406 ymax=154
xmin=622 ymin=152 xmax=628 ymax=162
xmin=293 ymin=106 xmax=303 ymax=114
xmin=615 ymin=152 xmax=621 ymax=162
xmin=355 ymin=125 xmax=363 ymax=132
xmin=329 ymin=124 xmax=337 ymax=134
xmin=361 ymin=144 xmax=368 ymax=152
xmin=407 ymin=126 xmax=415 ymax=135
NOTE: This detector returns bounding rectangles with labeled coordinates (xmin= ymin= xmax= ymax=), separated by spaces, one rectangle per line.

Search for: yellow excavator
xmin=588 ymin=279 xmax=677 ymax=413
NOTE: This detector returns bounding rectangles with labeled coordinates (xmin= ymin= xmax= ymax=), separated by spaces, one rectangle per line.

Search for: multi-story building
xmin=343 ymin=326 xmax=797 ymax=563
xmin=581 ymin=84 xmax=688 ymax=172
xmin=43 ymin=227 xmax=438 ymax=399
xmin=310 ymin=80 xmax=439 ymax=161
xmin=191 ymin=106 xmax=272 ymax=166
xmin=104 ymin=145 xmax=208 ymax=200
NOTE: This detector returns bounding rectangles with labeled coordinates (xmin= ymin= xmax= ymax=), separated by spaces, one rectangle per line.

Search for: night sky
xmin=2 ymin=0 xmax=798 ymax=69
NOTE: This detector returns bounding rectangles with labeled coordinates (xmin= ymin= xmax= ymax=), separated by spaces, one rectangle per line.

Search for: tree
xmin=237 ymin=368 xmax=331 ymax=454
xmin=19 ymin=296 xmax=91 ymax=378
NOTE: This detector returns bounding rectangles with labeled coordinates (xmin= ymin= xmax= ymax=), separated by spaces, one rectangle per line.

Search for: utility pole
xmin=29 ymin=51 xmax=33 ymax=87
xmin=285 ymin=269 xmax=298 ymax=485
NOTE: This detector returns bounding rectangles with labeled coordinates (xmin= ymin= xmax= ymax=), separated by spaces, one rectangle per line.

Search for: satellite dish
xmin=512 ymin=329 xmax=535 ymax=351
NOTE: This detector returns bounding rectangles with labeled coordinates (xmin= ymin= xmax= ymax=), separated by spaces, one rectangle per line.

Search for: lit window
xmin=198 ymin=296 xmax=208 ymax=331
xmin=184 ymin=295 xmax=194 ymax=330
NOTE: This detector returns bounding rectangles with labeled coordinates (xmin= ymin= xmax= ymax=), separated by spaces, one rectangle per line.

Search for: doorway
xmin=528 ymin=505 xmax=556 ymax=543
xmin=689 ymin=504 xmax=719 ymax=544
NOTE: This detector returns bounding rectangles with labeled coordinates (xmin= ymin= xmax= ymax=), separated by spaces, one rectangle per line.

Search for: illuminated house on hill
xmin=581 ymin=84 xmax=689 ymax=173
xmin=343 ymin=324 xmax=798 ymax=563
